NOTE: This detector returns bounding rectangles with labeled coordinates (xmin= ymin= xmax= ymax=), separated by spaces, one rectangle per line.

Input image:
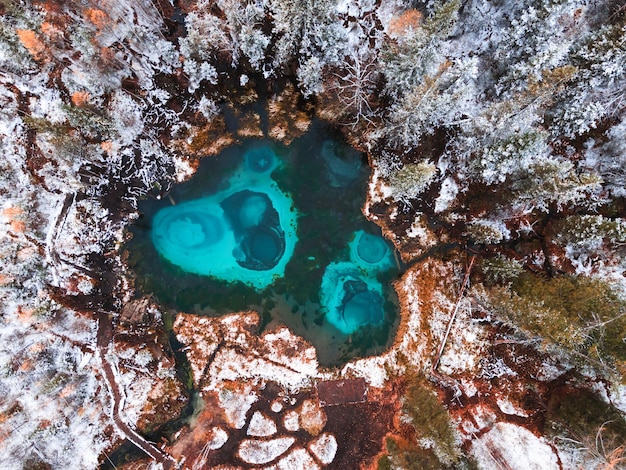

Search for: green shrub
xmin=402 ymin=376 xmax=459 ymax=465
xmin=546 ymin=388 xmax=626 ymax=467
xmin=485 ymin=272 xmax=626 ymax=367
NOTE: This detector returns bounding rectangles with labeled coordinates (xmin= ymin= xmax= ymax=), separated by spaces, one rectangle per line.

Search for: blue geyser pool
xmin=129 ymin=124 xmax=400 ymax=365
xmin=151 ymin=146 xmax=297 ymax=290
xmin=321 ymin=230 xmax=394 ymax=334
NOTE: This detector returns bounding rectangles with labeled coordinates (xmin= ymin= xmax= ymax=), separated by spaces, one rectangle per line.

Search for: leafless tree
xmin=331 ymin=49 xmax=379 ymax=127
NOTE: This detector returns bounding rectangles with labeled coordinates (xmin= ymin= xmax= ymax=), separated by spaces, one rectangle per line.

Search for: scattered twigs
xmin=431 ymin=254 xmax=476 ymax=374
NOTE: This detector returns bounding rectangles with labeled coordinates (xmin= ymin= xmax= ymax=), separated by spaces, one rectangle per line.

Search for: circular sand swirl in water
xmin=356 ymin=232 xmax=388 ymax=264
xmin=320 ymin=262 xmax=385 ymax=334
xmin=165 ymin=212 xmax=224 ymax=248
xmin=247 ymin=227 xmax=282 ymax=264
xmin=342 ymin=290 xmax=384 ymax=330
xmin=245 ymin=146 xmax=276 ymax=173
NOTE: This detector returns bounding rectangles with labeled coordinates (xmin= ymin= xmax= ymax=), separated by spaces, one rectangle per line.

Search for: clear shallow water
xmin=150 ymin=143 xmax=297 ymax=289
xmin=128 ymin=122 xmax=400 ymax=365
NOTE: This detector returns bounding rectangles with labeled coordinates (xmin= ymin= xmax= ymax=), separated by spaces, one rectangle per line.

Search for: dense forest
xmin=0 ymin=0 xmax=625 ymax=468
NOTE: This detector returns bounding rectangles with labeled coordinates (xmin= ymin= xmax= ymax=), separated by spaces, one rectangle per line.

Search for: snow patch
xmin=471 ymin=423 xmax=559 ymax=470
xmin=206 ymin=427 xmax=229 ymax=450
xmin=496 ymin=397 xmax=529 ymax=417
xmin=219 ymin=385 xmax=258 ymax=430
xmin=308 ymin=432 xmax=338 ymax=464
xmin=275 ymin=448 xmax=319 ymax=470
xmin=434 ymin=177 xmax=459 ymax=213
xmin=238 ymin=437 xmax=295 ymax=465
xmin=247 ymin=411 xmax=277 ymax=437
xmin=283 ymin=410 xmax=300 ymax=432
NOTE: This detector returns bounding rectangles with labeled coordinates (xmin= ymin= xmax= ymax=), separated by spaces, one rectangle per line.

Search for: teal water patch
xmin=150 ymin=146 xmax=297 ymax=290
xmin=128 ymin=123 xmax=401 ymax=365
xmin=321 ymin=230 xmax=394 ymax=334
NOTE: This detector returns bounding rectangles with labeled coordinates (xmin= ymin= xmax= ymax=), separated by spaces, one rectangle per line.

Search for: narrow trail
xmin=96 ymin=311 xmax=177 ymax=469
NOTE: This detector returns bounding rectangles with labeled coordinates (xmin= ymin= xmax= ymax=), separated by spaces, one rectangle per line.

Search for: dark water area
xmin=127 ymin=121 xmax=401 ymax=366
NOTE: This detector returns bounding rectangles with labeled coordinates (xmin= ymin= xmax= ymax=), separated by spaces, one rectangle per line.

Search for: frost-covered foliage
xmin=585 ymin=118 xmax=626 ymax=197
xmin=0 ymin=115 xmax=112 ymax=465
xmin=388 ymin=56 xmax=479 ymax=146
xmin=371 ymin=0 xmax=624 ymax=271
xmin=386 ymin=161 xmax=437 ymax=202
xmin=466 ymin=219 xmax=510 ymax=245
xmin=477 ymin=272 xmax=626 ymax=368
xmin=179 ymin=2 xmax=229 ymax=91
xmin=1 ymin=0 xmax=625 ymax=467
xmin=0 ymin=2 xmax=184 ymax=466
xmin=382 ymin=0 xmax=461 ymax=100
xmin=270 ymin=0 xmax=346 ymax=83
xmin=0 ymin=306 xmax=110 ymax=469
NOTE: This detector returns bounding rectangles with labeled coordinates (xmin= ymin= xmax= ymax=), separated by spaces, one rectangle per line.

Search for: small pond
xmin=128 ymin=122 xmax=401 ymax=365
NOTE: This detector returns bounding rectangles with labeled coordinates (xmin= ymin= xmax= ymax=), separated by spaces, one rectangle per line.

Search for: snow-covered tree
xmin=269 ymin=0 xmax=346 ymax=72
xmin=388 ymin=56 xmax=479 ymax=147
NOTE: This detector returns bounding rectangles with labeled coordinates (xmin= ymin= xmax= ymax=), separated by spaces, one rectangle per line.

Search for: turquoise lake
xmin=128 ymin=122 xmax=400 ymax=365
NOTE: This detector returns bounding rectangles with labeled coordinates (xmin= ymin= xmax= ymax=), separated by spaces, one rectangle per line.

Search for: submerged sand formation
xmin=151 ymin=144 xmax=298 ymax=290
xmin=320 ymin=230 xmax=394 ymax=334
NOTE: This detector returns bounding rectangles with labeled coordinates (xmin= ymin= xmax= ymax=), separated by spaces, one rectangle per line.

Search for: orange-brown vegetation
xmin=83 ymin=8 xmax=111 ymax=31
xmin=392 ymin=259 xmax=457 ymax=359
xmin=0 ymin=274 xmax=13 ymax=286
xmin=19 ymin=359 xmax=34 ymax=372
xmin=267 ymin=84 xmax=312 ymax=145
xmin=389 ymin=9 xmax=424 ymax=36
xmin=167 ymin=392 xmax=228 ymax=461
xmin=71 ymin=91 xmax=91 ymax=107
xmin=9 ymin=219 xmax=26 ymax=233
xmin=16 ymin=29 xmax=47 ymax=61
xmin=181 ymin=116 xmax=236 ymax=157
xmin=2 ymin=206 xmax=26 ymax=233
xmin=40 ymin=21 xmax=63 ymax=39
xmin=236 ymin=111 xmax=264 ymax=139
xmin=2 ymin=206 xmax=24 ymax=219
xmin=16 ymin=306 xmax=35 ymax=324
xmin=59 ymin=383 xmax=78 ymax=399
